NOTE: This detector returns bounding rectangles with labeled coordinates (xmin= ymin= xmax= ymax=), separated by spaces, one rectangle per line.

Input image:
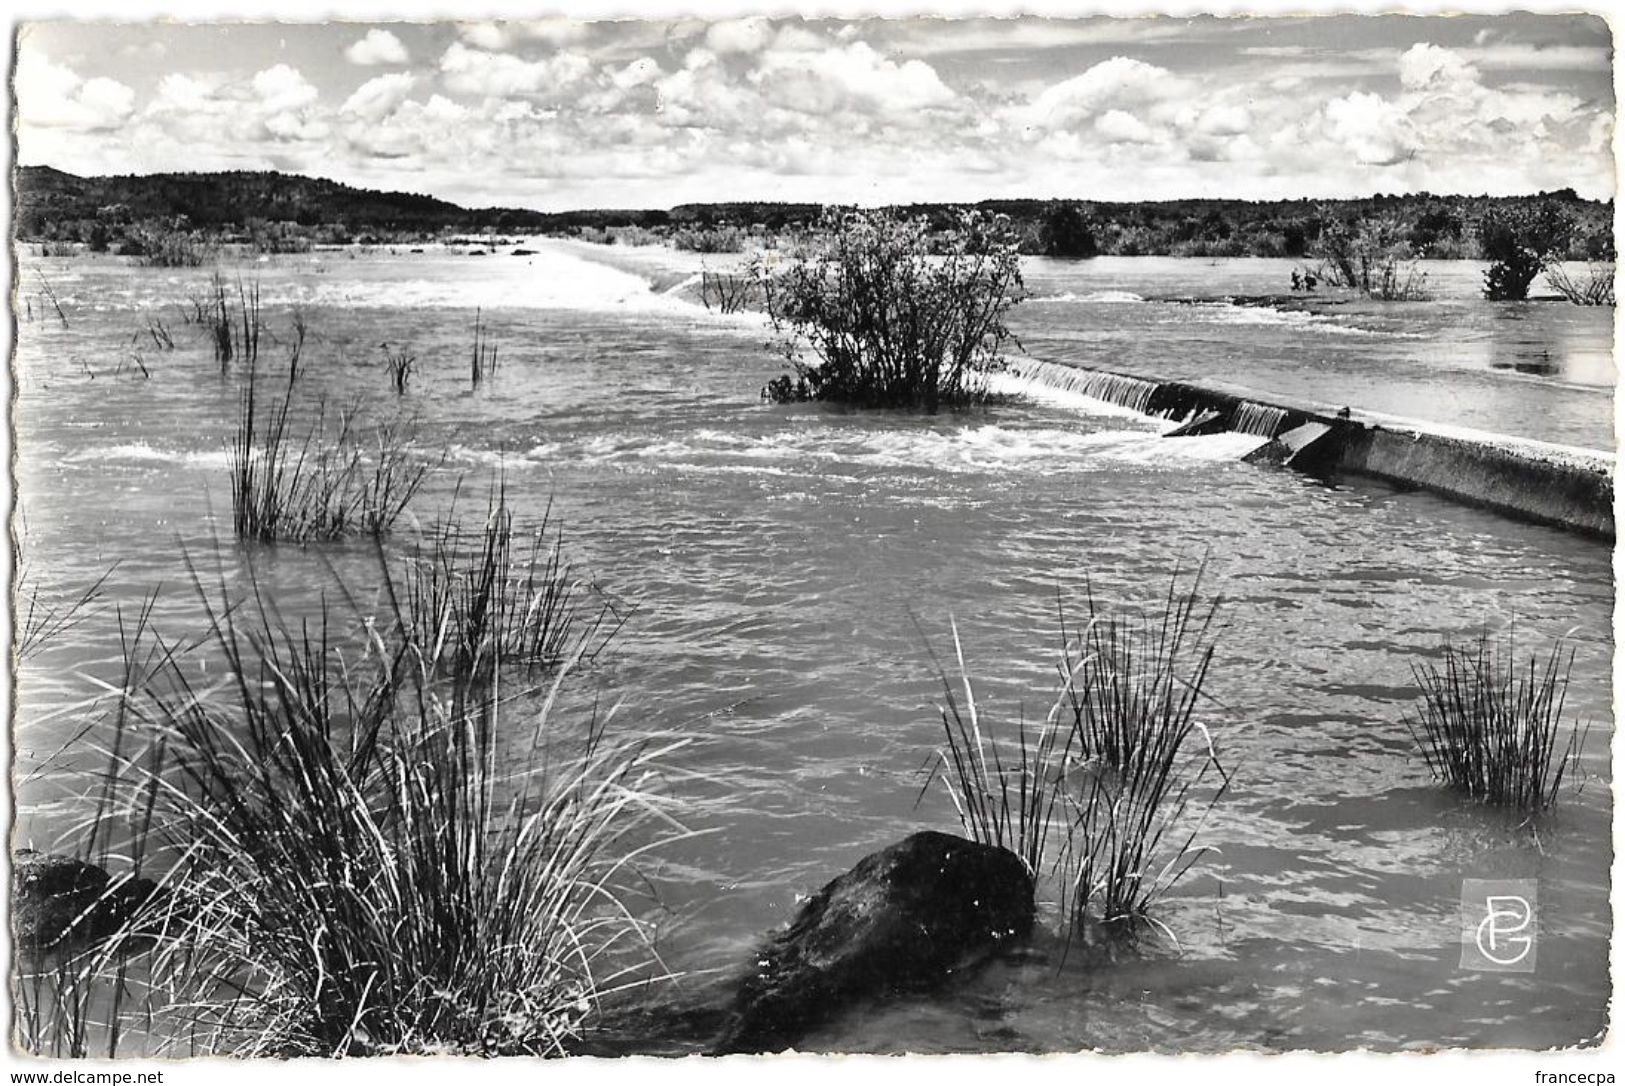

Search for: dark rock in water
xmin=11 ymin=850 xmax=161 ymax=961
xmin=714 ymin=830 xmax=1033 ymax=1054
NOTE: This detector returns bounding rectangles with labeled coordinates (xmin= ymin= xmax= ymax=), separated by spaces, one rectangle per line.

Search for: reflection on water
xmin=10 ymin=244 xmax=1614 ymax=1054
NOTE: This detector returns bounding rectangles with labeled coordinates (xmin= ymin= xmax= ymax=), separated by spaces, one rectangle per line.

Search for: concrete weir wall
xmin=1003 ymin=356 xmax=1616 ymax=541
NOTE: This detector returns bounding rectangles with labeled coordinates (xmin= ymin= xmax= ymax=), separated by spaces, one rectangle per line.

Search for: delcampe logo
xmin=1461 ymin=878 xmax=1537 ymax=972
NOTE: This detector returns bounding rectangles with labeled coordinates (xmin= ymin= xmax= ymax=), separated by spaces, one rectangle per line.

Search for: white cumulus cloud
xmin=1027 ymin=57 xmax=1186 ymax=130
xmin=1095 ymin=109 xmax=1156 ymax=144
xmin=253 ymin=64 xmax=320 ymax=114
xmin=342 ymin=72 xmax=416 ymax=123
xmin=439 ymin=42 xmax=593 ymax=101
xmin=15 ymin=53 xmax=135 ymax=131
xmin=1398 ymin=42 xmax=1476 ymax=90
xmin=1324 ymin=91 xmax=1418 ymax=165
xmin=345 ymin=29 xmax=410 ymax=66
xmin=751 ymin=40 xmax=957 ymax=115
xmin=706 ymin=17 xmax=775 ymax=55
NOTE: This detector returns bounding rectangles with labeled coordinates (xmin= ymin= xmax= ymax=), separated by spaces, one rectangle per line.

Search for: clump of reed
xmin=470 ymin=309 xmax=499 ymax=389
xmin=397 ymin=486 xmax=626 ymax=687
xmin=1544 ymin=262 xmax=1616 ymax=307
xmin=231 ymin=360 xmax=430 ymax=543
xmin=928 ymin=567 xmax=1228 ymax=946
xmin=206 ymin=275 xmax=234 ymax=370
xmin=287 ymin=306 xmax=308 ymax=380
xmin=17 ymin=551 xmax=678 ymax=1057
xmin=236 ymin=278 xmax=262 ymax=368
xmin=382 ymin=343 xmax=415 ymax=393
xmin=141 ymin=312 xmax=175 ymax=350
xmin=1404 ymin=630 xmax=1586 ymax=811
xmin=35 ymin=270 xmax=69 ymax=327
xmin=114 ymin=353 xmax=152 ymax=380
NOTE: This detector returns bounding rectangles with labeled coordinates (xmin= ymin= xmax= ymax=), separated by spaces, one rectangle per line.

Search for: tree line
xmin=14 ymin=166 xmax=1614 ymax=269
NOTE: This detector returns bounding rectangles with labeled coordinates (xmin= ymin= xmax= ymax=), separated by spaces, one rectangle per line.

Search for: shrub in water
xmin=1314 ymin=212 xmax=1430 ymax=300
xmin=755 ymin=208 xmax=1024 ymax=409
xmin=672 ymin=225 xmax=746 ymax=254
xmin=1038 ymin=201 xmax=1099 ymax=259
xmin=1544 ymin=262 xmax=1615 ymax=307
xmin=1405 ymin=630 xmax=1586 ymax=811
xmin=1477 ymin=201 xmax=1575 ymax=301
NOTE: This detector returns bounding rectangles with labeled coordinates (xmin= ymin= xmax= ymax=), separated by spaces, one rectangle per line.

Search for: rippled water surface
xmin=11 ymin=244 xmax=1613 ymax=1054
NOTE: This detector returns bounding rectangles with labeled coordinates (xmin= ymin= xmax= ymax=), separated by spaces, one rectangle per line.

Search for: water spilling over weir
xmin=1003 ymin=360 xmax=1163 ymax=414
xmin=1000 ymin=355 xmax=1614 ymax=539
xmin=1230 ymin=401 xmax=1293 ymax=438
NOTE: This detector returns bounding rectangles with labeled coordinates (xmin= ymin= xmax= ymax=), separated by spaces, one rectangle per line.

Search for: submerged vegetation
xmin=1405 ymin=631 xmax=1587 ymax=811
xmin=930 ymin=569 xmax=1229 ymax=944
xmin=756 ymin=208 xmax=1024 ymax=409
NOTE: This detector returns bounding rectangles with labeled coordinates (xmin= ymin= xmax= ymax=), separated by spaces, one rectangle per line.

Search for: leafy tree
xmin=1038 ymin=201 xmax=1099 ymax=259
xmin=1280 ymin=221 xmax=1309 ymax=258
xmin=1409 ymin=206 xmax=1461 ymax=255
xmin=1477 ymin=200 xmax=1575 ymax=300
xmin=755 ymin=208 xmax=1025 ymax=410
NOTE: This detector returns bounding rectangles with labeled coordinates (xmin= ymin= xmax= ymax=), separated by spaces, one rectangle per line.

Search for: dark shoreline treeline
xmin=13 ymin=164 xmax=1615 ymax=261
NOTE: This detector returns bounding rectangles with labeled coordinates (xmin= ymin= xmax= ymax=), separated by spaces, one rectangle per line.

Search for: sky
xmin=11 ymin=9 xmax=1617 ymax=211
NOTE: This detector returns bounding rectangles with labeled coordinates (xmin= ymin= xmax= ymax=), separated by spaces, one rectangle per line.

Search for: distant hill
xmin=12 ymin=166 xmax=555 ymax=235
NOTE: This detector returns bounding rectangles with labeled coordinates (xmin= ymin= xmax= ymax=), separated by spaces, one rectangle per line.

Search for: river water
xmin=9 ymin=243 xmax=1614 ymax=1054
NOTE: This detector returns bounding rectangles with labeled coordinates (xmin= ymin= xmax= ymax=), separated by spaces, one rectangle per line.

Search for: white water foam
xmin=1031 ymin=290 xmax=1146 ymax=304
xmin=1102 ymin=431 xmax=1270 ymax=465
xmin=1176 ymin=302 xmax=1419 ymax=338
xmin=520 ymin=420 xmax=1253 ymax=478
xmin=65 ymin=443 xmax=234 ymax=469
